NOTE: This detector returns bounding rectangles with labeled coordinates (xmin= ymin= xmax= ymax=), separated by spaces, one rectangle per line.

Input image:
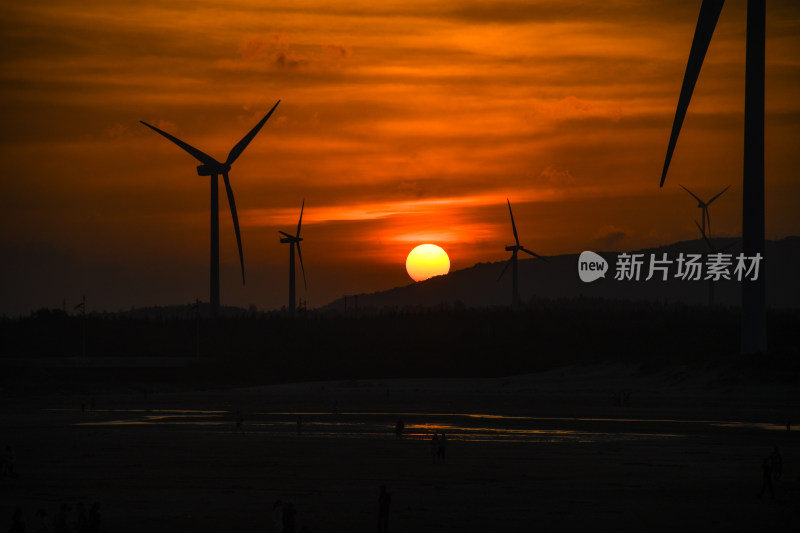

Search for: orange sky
xmin=1 ymin=0 xmax=799 ymax=314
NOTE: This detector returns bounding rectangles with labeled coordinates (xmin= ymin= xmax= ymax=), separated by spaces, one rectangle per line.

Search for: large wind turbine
xmin=680 ymin=184 xmax=730 ymax=237
xmin=659 ymin=0 xmax=766 ymax=353
xmin=141 ymin=100 xmax=280 ymax=317
xmin=279 ymin=200 xmax=307 ymax=314
xmin=497 ymin=199 xmax=548 ymax=308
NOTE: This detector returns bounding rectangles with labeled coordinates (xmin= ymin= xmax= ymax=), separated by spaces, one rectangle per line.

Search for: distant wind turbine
xmin=497 ymin=199 xmax=548 ymax=308
xmin=279 ymin=200 xmax=307 ymax=314
xmin=695 ymin=220 xmax=739 ymax=306
xmin=679 ymin=184 xmax=730 ymax=237
xmin=659 ymin=0 xmax=766 ymax=353
xmin=140 ymin=100 xmax=280 ymax=317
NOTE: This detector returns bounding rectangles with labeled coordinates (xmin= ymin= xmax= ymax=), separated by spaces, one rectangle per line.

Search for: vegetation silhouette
xmin=1 ymin=300 xmax=798 ymax=393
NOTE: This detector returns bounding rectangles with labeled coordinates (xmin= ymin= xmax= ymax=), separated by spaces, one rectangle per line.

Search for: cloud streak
xmin=0 ymin=0 xmax=799 ymax=313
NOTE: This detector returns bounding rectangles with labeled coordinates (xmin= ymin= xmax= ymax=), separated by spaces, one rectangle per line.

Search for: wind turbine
xmin=279 ymin=200 xmax=307 ymax=314
xmin=140 ymin=100 xmax=280 ymax=317
xmin=659 ymin=0 xmax=766 ymax=353
xmin=679 ymin=184 xmax=730 ymax=237
xmin=695 ymin=220 xmax=739 ymax=306
xmin=497 ymin=199 xmax=548 ymax=308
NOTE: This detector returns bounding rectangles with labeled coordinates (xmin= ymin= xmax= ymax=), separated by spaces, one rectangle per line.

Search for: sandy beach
xmin=2 ymin=364 xmax=798 ymax=531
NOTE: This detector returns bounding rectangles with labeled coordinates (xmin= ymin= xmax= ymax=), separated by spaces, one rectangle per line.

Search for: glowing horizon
xmin=1 ymin=0 xmax=799 ymax=314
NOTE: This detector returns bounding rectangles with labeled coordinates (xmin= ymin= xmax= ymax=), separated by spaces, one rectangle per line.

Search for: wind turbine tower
xmin=659 ymin=0 xmax=766 ymax=353
xmin=498 ymin=199 xmax=548 ymax=308
xmin=279 ymin=200 xmax=307 ymax=314
xmin=140 ymin=100 xmax=280 ymax=317
xmin=679 ymin=184 xmax=730 ymax=237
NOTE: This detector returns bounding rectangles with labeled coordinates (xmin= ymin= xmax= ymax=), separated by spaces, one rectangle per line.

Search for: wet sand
xmin=2 ymin=365 xmax=798 ymax=531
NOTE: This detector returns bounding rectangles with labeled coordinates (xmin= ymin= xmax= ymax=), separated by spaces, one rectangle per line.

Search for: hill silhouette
xmin=322 ymin=237 xmax=800 ymax=311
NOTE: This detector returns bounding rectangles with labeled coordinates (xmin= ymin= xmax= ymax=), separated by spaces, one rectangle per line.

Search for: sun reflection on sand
xmin=60 ymin=409 xmax=788 ymax=444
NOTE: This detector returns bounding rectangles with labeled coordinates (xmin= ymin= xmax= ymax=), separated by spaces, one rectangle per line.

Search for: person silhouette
xmin=430 ymin=433 xmax=439 ymax=464
xmin=87 ymin=502 xmax=101 ymax=533
xmin=395 ymin=417 xmax=404 ymax=439
xmin=377 ymin=485 xmax=391 ymax=533
xmin=283 ymin=502 xmax=297 ymax=533
xmin=769 ymin=447 xmax=783 ymax=481
xmin=8 ymin=507 xmax=24 ymax=533
xmin=2 ymin=445 xmax=17 ymax=479
xmin=437 ymin=433 xmax=447 ymax=463
xmin=272 ymin=500 xmax=283 ymax=533
xmin=76 ymin=502 xmax=88 ymax=532
xmin=757 ymin=456 xmax=774 ymax=499
xmin=53 ymin=504 xmax=70 ymax=533
xmin=34 ymin=507 xmax=50 ymax=533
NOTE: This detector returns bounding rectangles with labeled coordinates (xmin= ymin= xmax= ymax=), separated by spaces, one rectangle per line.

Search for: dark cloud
xmin=223 ymin=34 xmax=353 ymax=71
xmin=592 ymin=226 xmax=628 ymax=251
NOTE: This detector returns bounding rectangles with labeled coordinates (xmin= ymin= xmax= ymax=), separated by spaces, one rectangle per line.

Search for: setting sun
xmin=406 ymin=244 xmax=451 ymax=282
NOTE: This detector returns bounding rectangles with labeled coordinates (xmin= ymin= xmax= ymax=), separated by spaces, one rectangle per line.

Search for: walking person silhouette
xmin=757 ymin=456 xmax=774 ymax=499
xmin=272 ymin=500 xmax=283 ymax=532
xmin=377 ymin=485 xmax=391 ymax=533
xmin=769 ymin=447 xmax=782 ymax=480
xmin=8 ymin=507 xmax=24 ymax=533
xmin=283 ymin=502 xmax=297 ymax=533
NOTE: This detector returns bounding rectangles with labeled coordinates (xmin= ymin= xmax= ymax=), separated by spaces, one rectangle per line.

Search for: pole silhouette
xmin=74 ymin=295 xmax=86 ymax=357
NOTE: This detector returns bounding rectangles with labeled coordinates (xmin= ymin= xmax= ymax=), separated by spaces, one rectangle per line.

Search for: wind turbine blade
xmin=507 ymin=199 xmax=519 ymax=246
xmin=296 ymin=242 xmax=307 ymax=289
xmin=497 ymin=256 xmax=514 ymax=281
xmin=140 ymin=121 xmax=219 ymax=166
xmin=225 ymin=100 xmax=280 ymax=166
xmin=679 ymin=184 xmax=704 ymax=205
xmin=521 ymin=248 xmax=549 ymax=262
xmin=296 ymin=198 xmax=305 ymax=238
xmin=278 ymin=230 xmax=294 ymax=239
xmin=707 ymin=184 xmax=730 ymax=204
xmin=695 ymin=220 xmax=715 ymax=252
xmin=222 ymin=172 xmax=245 ymax=284
xmin=660 ymin=0 xmax=724 ymax=187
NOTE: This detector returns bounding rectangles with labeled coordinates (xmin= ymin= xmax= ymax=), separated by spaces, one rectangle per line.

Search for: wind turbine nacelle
xmin=196 ymin=163 xmax=231 ymax=176
xmin=505 ymin=245 xmax=519 ymax=252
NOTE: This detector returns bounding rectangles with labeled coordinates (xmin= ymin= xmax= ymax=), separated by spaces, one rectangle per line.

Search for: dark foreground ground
xmin=1 ymin=365 xmax=799 ymax=532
